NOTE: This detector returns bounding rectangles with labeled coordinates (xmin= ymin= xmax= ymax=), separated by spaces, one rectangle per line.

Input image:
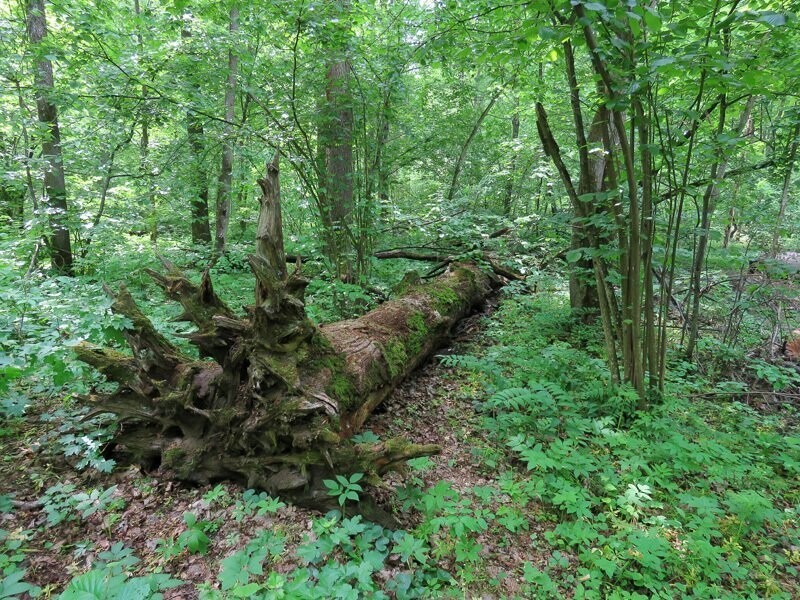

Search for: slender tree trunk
xmin=771 ymin=121 xmax=799 ymax=256
xmin=26 ymin=0 xmax=72 ymax=274
xmin=187 ymin=114 xmax=212 ymax=244
xmin=446 ymin=88 xmax=500 ymax=204
xmin=635 ymin=96 xmax=658 ymax=393
xmin=15 ymin=81 xmax=38 ymax=220
xmin=215 ymin=6 xmax=239 ymax=256
xmin=723 ymin=206 xmax=737 ymax=248
xmin=503 ymin=105 xmax=520 ymax=216
xmin=685 ymin=96 xmax=754 ymax=359
xmin=133 ymin=0 xmax=157 ymax=243
xmin=370 ymin=91 xmax=391 ymax=214
xmin=80 ymin=130 xmax=134 ymax=258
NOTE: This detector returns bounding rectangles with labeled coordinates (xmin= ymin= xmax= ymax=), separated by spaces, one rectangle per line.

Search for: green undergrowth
xmin=4 ymin=242 xmax=800 ymax=597
xmin=440 ymin=292 xmax=800 ymax=598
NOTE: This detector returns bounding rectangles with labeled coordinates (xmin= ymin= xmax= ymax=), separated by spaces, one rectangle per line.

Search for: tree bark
xmin=75 ymin=156 xmax=494 ymax=514
xmin=187 ymin=114 xmax=212 ymax=244
xmin=26 ymin=0 xmax=72 ymax=274
xmin=215 ymin=6 xmax=239 ymax=256
xmin=318 ymin=55 xmax=355 ymax=280
xmin=503 ymin=108 xmax=520 ymax=216
xmin=182 ymin=26 xmax=212 ymax=245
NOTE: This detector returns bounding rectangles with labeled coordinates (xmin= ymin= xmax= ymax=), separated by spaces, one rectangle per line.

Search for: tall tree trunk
xmin=319 ymin=53 xmax=355 ymax=280
xmin=181 ymin=26 xmax=212 ymax=244
xmin=215 ymin=6 xmax=239 ymax=256
xmin=187 ymin=114 xmax=212 ymax=244
xmin=771 ymin=121 xmax=799 ymax=256
xmin=563 ymin=40 xmax=602 ymax=318
xmin=635 ymin=96 xmax=658 ymax=393
xmin=75 ymin=154 xmax=495 ymax=520
xmin=133 ymin=0 xmax=157 ymax=243
xmin=503 ymin=105 xmax=520 ymax=216
xmin=574 ymin=4 xmax=645 ymax=397
xmin=26 ymin=0 xmax=72 ymax=274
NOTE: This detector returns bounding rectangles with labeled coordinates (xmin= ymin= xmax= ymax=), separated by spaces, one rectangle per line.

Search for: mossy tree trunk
xmin=75 ymin=153 xmax=494 ymax=510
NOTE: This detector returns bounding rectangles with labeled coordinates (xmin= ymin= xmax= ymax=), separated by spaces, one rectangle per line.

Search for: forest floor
xmin=1 ymin=302 xmax=561 ymax=599
xmin=3 ymin=284 xmax=800 ymax=599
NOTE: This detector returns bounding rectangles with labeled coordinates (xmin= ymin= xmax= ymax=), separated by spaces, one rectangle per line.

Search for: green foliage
xmin=306 ymin=279 xmax=378 ymax=323
xmin=196 ymin=513 xmax=450 ymax=599
xmin=323 ymin=473 xmax=364 ymax=507
xmin=177 ymin=512 xmax=214 ymax=555
xmin=58 ymin=543 xmax=181 ymax=599
xmin=350 ymin=430 xmax=380 ymax=444
xmin=2 ymin=0 xmax=800 ymax=596
xmin=202 ymin=484 xmax=231 ymax=508
xmin=232 ymin=489 xmax=287 ymax=523
xmin=218 ymin=531 xmax=285 ymax=593
xmin=40 ymin=484 xmax=122 ymax=526
xmin=440 ymin=292 xmax=800 ymax=597
xmin=0 ymin=529 xmax=40 ymax=599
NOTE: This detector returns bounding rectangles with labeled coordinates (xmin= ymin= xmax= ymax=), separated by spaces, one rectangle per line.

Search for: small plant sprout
xmin=323 ymin=473 xmax=364 ymax=507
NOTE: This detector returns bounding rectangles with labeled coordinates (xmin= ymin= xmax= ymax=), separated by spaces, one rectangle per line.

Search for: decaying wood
xmin=75 ymin=154 xmax=496 ymax=514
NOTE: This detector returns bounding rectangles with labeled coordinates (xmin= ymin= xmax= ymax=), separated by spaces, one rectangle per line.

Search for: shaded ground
xmin=0 ymin=306 xmax=560 ymax=598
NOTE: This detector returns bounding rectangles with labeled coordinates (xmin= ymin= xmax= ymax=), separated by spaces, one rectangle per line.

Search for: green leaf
xmin=565 ymin=249 xmax=583 ymax=263
xmin=757 ymin=12 xmax=786 ymax=27
xmin=0 ymin=570 xmax=38 ymax=599
xmin=584 ymin=2 xmax=607 ymax=12
xmin=651 ymin=56 xmax=676 ymax=69
xmin=115 ymin=577 xmax=151 ymax=600
xmin=643 ymin=8 xmax=661 ymax=32
xmin=232 ymin=583 xmax=262 ymax=597
xmin=178 ymin=527 xmax=210 ymax=555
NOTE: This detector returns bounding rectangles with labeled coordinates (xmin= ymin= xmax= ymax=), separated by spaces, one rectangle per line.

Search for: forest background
xmin=1 ymin=0 xmax=800 ymax=598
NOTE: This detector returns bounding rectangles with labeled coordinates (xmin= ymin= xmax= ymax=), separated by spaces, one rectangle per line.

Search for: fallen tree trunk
xmin=373 ymin=248 xmax=524 ymax=282
xmin=75 ymin=153 xmax=495 ymax=513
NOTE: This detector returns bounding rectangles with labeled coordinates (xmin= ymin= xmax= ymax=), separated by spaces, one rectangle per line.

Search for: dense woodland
xmin=1 ymin=0 xmax=800 ymax=597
